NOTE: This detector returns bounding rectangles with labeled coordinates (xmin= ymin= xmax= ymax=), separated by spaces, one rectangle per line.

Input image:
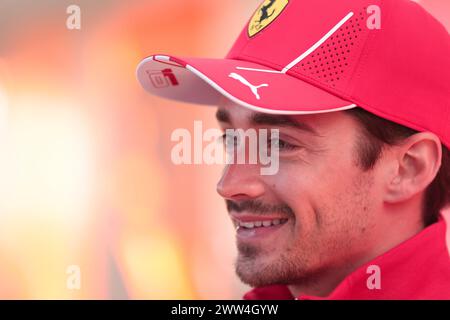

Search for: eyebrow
xmin=216 ymin=109 xmax=231 ymax=123
xmin=215 ymin=108 xmax=320 ymax=136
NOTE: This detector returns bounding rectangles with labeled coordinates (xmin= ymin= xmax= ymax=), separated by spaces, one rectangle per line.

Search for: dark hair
xmin=346 ymin=107 xmax=450 ymax=226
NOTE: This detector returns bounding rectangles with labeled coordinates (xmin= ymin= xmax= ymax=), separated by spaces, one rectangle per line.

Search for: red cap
xmin=137 ymin=0 xmax=450 ymax=148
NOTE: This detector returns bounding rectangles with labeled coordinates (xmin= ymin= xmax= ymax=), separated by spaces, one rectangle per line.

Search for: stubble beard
xmin=234 ymin=173 xmax=375 ymax=289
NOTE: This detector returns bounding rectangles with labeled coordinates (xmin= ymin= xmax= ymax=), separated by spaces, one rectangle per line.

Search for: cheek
xmin=268 ymin=155 xmax=375 ymax=235
xmin=265 ymin=165 xmax=324 ymax=233
xmin=309 ymin=169 xmax=379 ymax=246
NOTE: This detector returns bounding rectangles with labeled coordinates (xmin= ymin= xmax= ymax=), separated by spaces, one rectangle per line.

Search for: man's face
xmin=216 ymin=101 xmax=385 ymax=288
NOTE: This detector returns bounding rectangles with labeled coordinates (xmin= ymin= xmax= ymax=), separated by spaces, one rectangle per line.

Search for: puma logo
xmin=228 ymin=72 xmax=269 ymax=100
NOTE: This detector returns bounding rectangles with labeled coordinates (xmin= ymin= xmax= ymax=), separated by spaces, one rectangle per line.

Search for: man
xmin=137 ymin=0 xmax=450 ymax=299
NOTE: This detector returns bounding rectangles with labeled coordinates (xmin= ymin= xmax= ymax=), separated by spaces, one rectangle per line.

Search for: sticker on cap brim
xmin=146 ymin=68 xmax=179 ymax=88
xmin=248 ymin=0 xmax=289 ymax=37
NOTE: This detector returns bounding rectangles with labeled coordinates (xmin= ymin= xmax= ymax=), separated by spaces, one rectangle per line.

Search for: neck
xmin=288 ymin=198 xmax=426 ymax=298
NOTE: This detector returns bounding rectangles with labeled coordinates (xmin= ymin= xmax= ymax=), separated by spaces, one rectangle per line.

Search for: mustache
xmin=226 ymin=200 xmax=294 ymax=217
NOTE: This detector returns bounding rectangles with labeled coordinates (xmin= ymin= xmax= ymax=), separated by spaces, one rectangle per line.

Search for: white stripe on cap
xmin=235 ymin=11 xmax=354 ymax=74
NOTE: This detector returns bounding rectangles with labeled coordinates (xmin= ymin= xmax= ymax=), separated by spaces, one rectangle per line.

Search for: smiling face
xmin=216 ymin=101 xmax=387 ymax=290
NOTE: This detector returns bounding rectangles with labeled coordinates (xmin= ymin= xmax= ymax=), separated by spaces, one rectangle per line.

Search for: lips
xmin=230 ymin=214 xmax=290 ymax=239
xmin=234 ymin=218 xmax=289 ymax=229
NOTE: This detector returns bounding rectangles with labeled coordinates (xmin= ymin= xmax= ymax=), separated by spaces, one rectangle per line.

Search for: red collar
xmin=244 ymin=217 xmax=450 ymax=300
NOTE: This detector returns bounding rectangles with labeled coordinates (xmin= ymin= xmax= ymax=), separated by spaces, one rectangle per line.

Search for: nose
xmin=216 ymin=163 xmax=266 ymax=201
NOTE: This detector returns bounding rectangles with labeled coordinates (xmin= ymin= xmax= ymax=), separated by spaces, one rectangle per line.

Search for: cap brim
xmin=136 ymin=55 xmax=356 ymax=115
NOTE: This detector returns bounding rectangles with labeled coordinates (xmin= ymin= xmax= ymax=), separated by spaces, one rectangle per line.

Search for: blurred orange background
xmin=0 ymin=0 xmax=448 ymax=299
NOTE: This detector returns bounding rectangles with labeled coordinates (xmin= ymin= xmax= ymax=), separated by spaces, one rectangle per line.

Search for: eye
xmin=269 ymin=137 xmax=298 ymax=151
xmin=221 ymin=133 xmax=238 ymax=149
xmin=220 ymin=132 xmax=300 ymax=152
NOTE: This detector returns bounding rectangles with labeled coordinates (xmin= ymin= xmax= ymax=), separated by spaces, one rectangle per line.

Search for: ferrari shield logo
xmin=248 ymin=0 xmax=289 ymax=37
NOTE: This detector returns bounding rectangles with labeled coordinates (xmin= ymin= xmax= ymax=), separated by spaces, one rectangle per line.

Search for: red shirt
xmin=244 ymin=216 xmax=450 ymax=300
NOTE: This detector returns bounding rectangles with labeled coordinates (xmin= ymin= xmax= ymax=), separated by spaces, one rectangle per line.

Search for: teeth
xmin=243 ymin=222 xmax=254 ymax=228
xmin=262 ymin=221 xmax=271 ymax=227
xmin=237 ymin=219 xmax=287 ymax=229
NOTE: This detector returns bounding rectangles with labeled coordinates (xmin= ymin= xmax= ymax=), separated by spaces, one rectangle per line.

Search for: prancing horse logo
xmin=248 ymin=0 xmax=289 ymax=37
xmin=258 ymin=0 xmax=276 ymax=26
xmin=228 ymin=72 xmax=269 ymax=100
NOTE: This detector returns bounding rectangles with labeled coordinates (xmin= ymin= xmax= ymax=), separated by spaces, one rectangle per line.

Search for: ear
xmin=384 ymin=132 xmax=442 ymax=203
